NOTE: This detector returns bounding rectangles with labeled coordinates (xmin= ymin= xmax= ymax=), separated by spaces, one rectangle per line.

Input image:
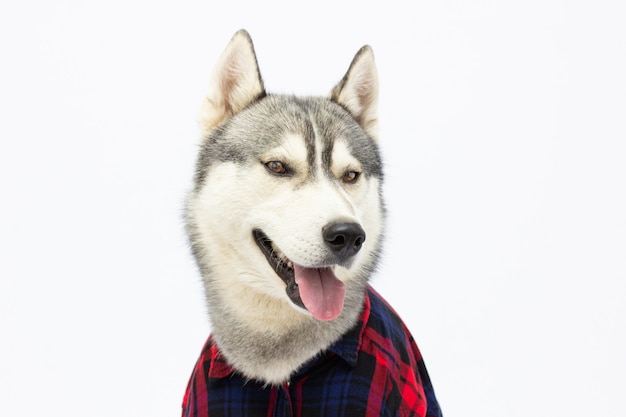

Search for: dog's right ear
xmin=199 ymin=30 xmax=266 ymax=134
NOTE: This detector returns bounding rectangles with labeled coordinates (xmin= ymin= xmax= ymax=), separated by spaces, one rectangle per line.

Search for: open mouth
xmin=253 ymin=229 xmax=302 ymax=307
xmin=253 ymin=229 xmax=346 ymax=321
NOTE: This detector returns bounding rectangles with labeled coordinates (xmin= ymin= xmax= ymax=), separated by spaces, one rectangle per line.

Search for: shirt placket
xmin=272 ymin=382 xmax=293 ymax=417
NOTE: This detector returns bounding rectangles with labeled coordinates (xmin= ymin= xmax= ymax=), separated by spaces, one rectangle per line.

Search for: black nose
xmin=323 ymin=222 xmax=366 ymax=261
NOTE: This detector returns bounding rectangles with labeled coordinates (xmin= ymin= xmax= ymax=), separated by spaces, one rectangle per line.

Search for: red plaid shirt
xmin=182 ymin=287 xmax=442 ymax=417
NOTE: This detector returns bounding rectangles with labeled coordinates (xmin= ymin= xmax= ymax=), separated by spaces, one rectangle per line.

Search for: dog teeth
xmin=266 ymin=237 xmax=293 ymax=271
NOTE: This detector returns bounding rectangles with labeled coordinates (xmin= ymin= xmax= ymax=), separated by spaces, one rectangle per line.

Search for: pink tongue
xmin=293 ymin=265 xmax=346 ymax=321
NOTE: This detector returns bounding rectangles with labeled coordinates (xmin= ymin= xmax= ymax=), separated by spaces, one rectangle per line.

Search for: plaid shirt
xmin=182 ymin=287 xmax=442 ymax=417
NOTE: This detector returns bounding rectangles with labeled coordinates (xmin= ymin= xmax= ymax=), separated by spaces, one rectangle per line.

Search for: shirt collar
xmin=326 ymin=290 xmax=371 ymax=368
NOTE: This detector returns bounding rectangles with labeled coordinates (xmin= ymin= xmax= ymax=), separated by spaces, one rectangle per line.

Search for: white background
xmin=1 ymin=1 xmax=625 ymax=416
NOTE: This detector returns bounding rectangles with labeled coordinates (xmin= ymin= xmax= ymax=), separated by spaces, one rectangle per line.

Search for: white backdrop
xmin=1 ymin=1 xmax=625 ymax=416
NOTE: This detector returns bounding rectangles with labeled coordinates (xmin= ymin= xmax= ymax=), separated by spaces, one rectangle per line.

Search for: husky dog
xmin=182 ymin=30 xmax=441 ymax=417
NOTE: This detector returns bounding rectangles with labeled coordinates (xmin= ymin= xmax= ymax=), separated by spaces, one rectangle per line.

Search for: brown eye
xmin=343 ymin=170 xmax=360 ymax=183
xmin=265 ymin=161 xmax=288 ymax=175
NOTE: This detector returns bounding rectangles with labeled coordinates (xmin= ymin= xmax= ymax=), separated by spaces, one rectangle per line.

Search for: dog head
xmin=186 ymin=30 xmax=384 ymax=322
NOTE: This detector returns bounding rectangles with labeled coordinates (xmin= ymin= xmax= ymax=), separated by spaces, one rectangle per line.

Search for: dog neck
xmin=204 ymin=279 xmax=367 ymax=385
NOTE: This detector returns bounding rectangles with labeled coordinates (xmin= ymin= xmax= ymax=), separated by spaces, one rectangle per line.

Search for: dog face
xmin=186 ymin=31 xmax=384 ymax=322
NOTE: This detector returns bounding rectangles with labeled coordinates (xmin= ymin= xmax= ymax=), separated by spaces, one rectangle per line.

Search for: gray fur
xmin=193 ymin=95 xmax=382 ymax=190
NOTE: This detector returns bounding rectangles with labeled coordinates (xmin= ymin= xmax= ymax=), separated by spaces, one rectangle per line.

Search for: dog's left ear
xmin=330 ymin=46 xmax=379 ymax=141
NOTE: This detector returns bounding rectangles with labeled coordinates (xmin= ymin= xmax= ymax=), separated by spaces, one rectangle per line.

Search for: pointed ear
xmin=329 ymin=46 xmax=379 ymax=141
xmin=199 ymin=30 xmax=266 ymax=135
